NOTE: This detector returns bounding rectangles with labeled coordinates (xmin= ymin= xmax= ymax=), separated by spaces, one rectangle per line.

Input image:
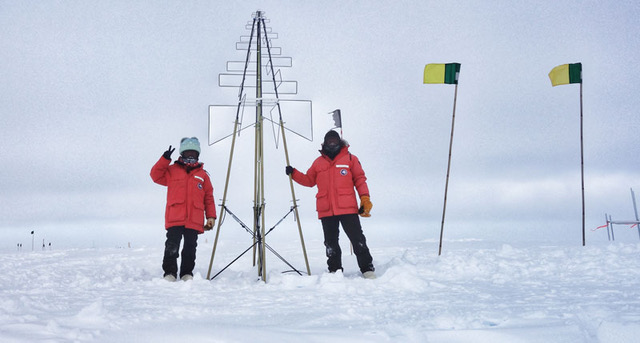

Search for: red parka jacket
xmin=150 ymin=156 xmax=216 ymax=233
xmin=291 ymin=146 xmax=369 ymax=218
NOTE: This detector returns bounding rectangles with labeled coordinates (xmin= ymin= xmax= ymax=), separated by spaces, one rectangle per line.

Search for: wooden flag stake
xmin=579 ymin=82 xmax=585 ymax=246
xmin=439 ymin=82 xmax=459 ymax=256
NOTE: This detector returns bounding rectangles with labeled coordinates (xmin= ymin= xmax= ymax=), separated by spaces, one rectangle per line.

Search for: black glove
xmin=163 ymin=145 xmax=175 ymax=160
xmin=285 ymin=166 xmax=294 ymax=175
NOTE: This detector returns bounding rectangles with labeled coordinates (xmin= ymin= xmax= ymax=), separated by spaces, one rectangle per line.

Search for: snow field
xmin=1 ymin=238 xmax=639 ymax=342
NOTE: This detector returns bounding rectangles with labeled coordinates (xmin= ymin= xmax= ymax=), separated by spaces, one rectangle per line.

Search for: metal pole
xmin=253 ymin=12 xmax=267 ymax=281
xmin=605 ymin=213 xmax=611 ymax=241
xmin=609 ymin=214 xmax=615 ymax=241
xmin=261 ymin=19 xmax=311 ymax=275
xmin=278 ymin=120 xmax=311 ymax=275
xmin=438 ymin=82 xmax=458 ymax=256
xmin=206 ymin=114 xmax=241 ymax=279
xmin=631 ymin=188 xmax=640 ymax=240
xmin=579 ymin=82 xmax=586 ymax=246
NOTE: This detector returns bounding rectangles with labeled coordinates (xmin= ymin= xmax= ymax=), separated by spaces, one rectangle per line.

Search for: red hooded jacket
xmin=291 ymin=146 xmax=369 ymax=218
xmin=150 ymin=156 xmax=216 ymax=233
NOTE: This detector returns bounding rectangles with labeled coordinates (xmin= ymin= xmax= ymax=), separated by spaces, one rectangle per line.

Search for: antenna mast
xmin=206 ymin=11 xmax=312 ymax=282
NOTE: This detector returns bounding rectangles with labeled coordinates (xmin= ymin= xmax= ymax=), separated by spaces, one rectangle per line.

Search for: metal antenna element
xmin=206 ymin=11 xmax=312 ymax=282
xmin=603 ymin=188 xmax=640 ymax=242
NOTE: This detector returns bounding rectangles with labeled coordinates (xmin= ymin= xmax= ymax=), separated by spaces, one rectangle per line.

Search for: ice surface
xmin=1 ymin=236 xmax=639 ymax=342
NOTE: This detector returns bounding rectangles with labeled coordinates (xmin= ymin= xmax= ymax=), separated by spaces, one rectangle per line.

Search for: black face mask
xmin=324 ymin=142 xmax=341 ymax=154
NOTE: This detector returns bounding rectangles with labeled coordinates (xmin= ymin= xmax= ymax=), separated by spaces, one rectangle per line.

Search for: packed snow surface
xmin=1 ymin=235 xmax=640 ymax=342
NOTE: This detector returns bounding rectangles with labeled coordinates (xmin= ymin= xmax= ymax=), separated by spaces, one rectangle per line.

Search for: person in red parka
xmin=150 ymin=137 xmax=216 ymax=282
xmin=286 ymin=130 xmax=376 ymax=279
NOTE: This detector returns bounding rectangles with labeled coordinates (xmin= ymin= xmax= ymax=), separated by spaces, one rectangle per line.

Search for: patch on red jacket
xmin=197 ymin=183 xmax=203 ymax=189
xmin=340 ymin=169 xmax=348 ymax=176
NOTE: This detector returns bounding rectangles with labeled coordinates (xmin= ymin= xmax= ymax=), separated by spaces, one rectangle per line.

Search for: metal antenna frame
xmin=206 ymin=11 xmax=311 ymax=282
xmin=603 ymin=188 xmax=640 ymax=241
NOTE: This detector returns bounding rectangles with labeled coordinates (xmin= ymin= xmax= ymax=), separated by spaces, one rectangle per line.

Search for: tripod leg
xmin=278 ymin=112 xmax=311 ymax=275
xmin=206 ymin=106 xmax=243 ymax=279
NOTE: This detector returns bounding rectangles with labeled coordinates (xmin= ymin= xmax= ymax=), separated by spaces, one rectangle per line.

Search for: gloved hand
xmin=204 ymin=217 xmax=216 ymax=231
xmin=163 ymin=145 xmax=175 ymax=160
xmin=358 ymin=195 xmax=372 ymax=217
xmin=285 ymin=166 xmax=294 ymax=175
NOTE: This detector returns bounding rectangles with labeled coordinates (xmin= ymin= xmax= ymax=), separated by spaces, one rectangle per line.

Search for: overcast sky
xmin=1 ymin=1 xmax=639 ymax=248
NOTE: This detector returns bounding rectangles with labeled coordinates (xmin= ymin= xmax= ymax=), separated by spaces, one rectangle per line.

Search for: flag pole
xmin=438 ymin=82 xmax=459 ymax=256
xmin=579 ymin=82 xmax=585 ymax=246
xmin=549 ymin=62 xmax=585 ymax=246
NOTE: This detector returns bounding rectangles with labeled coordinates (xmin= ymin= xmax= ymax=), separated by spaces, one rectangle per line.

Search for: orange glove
xmin=204 ymin=217 xmax=216 ymax=231
xmin=359 ymin=196 xmax=372 ymax=217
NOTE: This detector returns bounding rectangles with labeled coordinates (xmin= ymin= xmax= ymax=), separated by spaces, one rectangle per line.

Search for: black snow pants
xmin=162 ymin=226 xmax=198 ymax=278
xmin=321 ymin=214 xmax=374 ymax=274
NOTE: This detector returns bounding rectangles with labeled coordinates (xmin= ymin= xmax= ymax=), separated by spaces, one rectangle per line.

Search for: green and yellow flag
xmin=424 ymin=63 xmax=461 ymax=84
xmin=548 ymin=63 xmax=582 ymax=86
